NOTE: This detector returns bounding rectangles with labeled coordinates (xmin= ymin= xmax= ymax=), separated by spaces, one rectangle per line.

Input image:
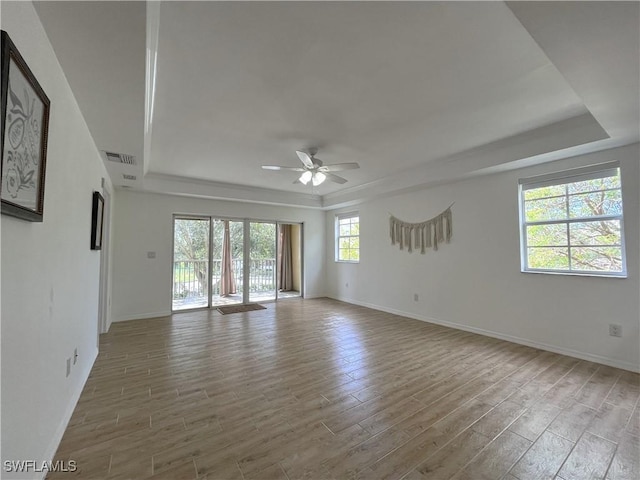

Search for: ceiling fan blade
xmin=296 ymin=151 xmax=316 ymax=169
xmin=262 ymin=165 xmax=306 ymax=172
xmin=292 ymin=178 xmax=302 ymax=184
xmin=320 ymin=162 xmax=360 ymax=172
xmin=325 ymin=172 xmax=348 ymax=184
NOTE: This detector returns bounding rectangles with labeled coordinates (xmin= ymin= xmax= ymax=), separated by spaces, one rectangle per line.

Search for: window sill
xmin=521 ymin=269 xmax=627 ymax=279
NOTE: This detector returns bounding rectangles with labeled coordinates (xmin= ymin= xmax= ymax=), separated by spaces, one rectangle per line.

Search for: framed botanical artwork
xmin=91 ymin=191 xmax=104 ymax=250
xmin=1 ymin=30 xmax=50 ymax=222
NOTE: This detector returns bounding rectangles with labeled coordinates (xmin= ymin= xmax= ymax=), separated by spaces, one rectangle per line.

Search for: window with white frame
xmin=336 ymin=213 xmax=360 ymax=262
xmin=519 ymin=162 xmax=626 ymax=277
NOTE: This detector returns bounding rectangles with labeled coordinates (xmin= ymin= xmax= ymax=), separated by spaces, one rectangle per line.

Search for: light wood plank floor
xmin=49 ymin=298 xmax=639 ymax=480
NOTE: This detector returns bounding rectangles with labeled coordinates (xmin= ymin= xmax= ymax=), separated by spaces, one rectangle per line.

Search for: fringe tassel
xmin=390 ymin=217 xmax=395 ymax=245
xmin=389 ymin=206 xmax=453 ymax=254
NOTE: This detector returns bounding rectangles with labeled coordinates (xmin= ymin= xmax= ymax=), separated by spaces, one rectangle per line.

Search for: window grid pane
xmin=526 ymin=224 xmax=568 ymax=247
xmin=569 ymin=220 xmax=621 ymax=247
xmin=568 ymin=190 xmax=622 ymax=218
xmin=567 ymin=176 xmax=620 ymax=194
xmin=525 ymin=195 xmax=568 ymax=222
xmin=521 ymin=167 xmax=625 ymax=276
xmin=527 ymin=247 xmax=570 ymax=270
xmin=571 ymin=246 xmax=623 ymax=272
xmin=523 ymin=184 xmax=566 ymax=201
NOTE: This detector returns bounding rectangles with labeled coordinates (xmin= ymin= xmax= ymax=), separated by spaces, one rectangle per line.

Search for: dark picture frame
xmin=1 ymin=30 xmax=50 ymax=222
xmin=91 ymin=191 xmax=104 ymax=250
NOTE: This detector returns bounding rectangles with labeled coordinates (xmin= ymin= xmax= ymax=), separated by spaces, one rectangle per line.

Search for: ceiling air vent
xmin=103 ymin=151 xmax=136 ymax=165
xmin=122 ymin=174 xmax=137 ymax=181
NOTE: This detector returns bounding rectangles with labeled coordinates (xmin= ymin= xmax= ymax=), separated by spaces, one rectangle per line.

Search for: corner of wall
xmin=42 ymin=348 xmax=98 ymax=477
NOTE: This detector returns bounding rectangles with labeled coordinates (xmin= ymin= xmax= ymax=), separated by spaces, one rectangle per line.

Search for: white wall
xmin=111 ymin=190 xmax=325 ymax=321
xmin=1 ymin=2 xmax=112 ymax=478
xmin=326 ymin=144 xmax=640 ymax=372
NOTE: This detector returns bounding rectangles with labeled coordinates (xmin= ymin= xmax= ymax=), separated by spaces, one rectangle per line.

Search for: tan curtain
xmin=220 ymin=220 xmax=236 ymax=296
xmin=278 ymin=224 xmax=293 ymax=291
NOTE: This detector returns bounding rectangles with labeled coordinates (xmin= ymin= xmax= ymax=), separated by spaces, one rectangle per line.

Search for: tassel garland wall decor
xmin=389 ymin=204 xmax=453 ymax=253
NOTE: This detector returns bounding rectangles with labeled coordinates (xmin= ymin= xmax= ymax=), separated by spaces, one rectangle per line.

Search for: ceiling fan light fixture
xmin=264 ymin=149 xmax=359 ymax=186
xmin=312 ymin=171 xmax=326 ymax=186
xmin=299 ymin=171 xmax=313 ymax=185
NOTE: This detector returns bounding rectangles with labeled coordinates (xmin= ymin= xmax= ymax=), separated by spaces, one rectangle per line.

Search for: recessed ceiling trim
xmin=35 ymin=1 xmax=638 ymax=205
xmin=144 ymin=172 xmax=323 ymax=209
xmin=144 ymin=0 xmax=161 ymax=177
xmin=322 ymin=112 xmax=610 ymax=209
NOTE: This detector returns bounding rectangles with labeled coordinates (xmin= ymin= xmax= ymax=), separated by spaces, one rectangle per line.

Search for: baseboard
xmin=329 ymin=295 xmax=639 ymax=373
xmin=41 ymin=347 xmax=99 ymax=479
xmin=113 ymin=311 xmax=172 ymax=322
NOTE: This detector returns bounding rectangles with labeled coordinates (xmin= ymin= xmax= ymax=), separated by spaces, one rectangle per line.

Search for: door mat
xmin=217 ymin=304 xmax=267 ymax=315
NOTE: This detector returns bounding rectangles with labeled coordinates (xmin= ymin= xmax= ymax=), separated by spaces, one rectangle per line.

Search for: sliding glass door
xmin=172 ymin=217 xmax=210 ymax=311
xmin=172 ymin=216 xmax=302 ymax=311
xmin=211 ymin=219 xmax=244 ymax=306
xmin=249 ymin=222 xmax=277 ymax=303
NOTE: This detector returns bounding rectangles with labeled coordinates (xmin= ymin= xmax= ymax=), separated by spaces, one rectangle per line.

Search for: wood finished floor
xmin=49 ymin=298 xmax=639 ymax=480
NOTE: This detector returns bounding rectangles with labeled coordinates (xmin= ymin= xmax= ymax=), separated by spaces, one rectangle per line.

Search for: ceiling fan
xmin=262 ymin=150 xmax=359 ymax=186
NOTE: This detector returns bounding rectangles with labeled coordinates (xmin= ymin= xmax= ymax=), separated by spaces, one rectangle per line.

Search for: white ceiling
xmin=33 ymin=1 xmax=639 ymax=209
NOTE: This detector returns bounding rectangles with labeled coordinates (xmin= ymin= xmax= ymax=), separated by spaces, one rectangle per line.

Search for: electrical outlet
xmin=74 ymin=348 xmax=78 ymax=365
xmin=609 ymin=324 xmax=622 ymax=337
xmin=414 ymin=293 xmax=419 ymax=302
xmin=66 ymin=358 xmax=71 ymax=377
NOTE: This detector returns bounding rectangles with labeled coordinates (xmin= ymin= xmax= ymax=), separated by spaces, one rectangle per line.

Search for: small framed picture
xmin=1 ymin=30 xmax=51 ymax=222
xmin=91 ymin=191 xmax=104 ymax=250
